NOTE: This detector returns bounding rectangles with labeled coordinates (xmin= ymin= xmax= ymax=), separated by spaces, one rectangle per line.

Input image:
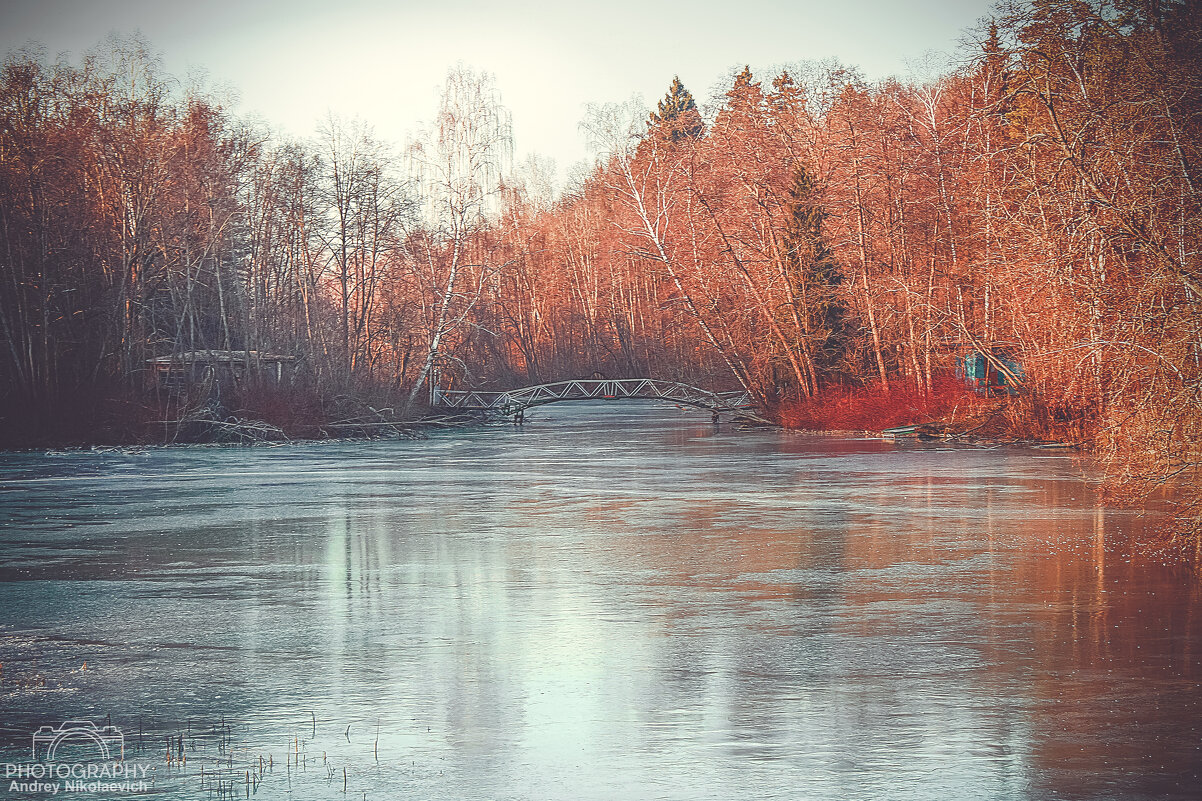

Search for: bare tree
xmin=403 ymin=66 xmax=514 ymax=409
xmin=315 ymin=115 xmax=409 ymax=380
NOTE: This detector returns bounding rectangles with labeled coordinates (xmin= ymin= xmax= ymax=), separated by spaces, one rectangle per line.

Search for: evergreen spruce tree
xmin=769 ymin=70 xmax=804 ymax=114
xmin=782 ymin=166 xmax=848 ymax=375
xmin=730 ymin=65 xmax=755 ymax=95
xmin=718 ymin=65 xmax=763 ymax=122
xmin=648 ymin=76 xmax=705 ymax=143
xmin=710 ymin=65 xmax=779 ymax=142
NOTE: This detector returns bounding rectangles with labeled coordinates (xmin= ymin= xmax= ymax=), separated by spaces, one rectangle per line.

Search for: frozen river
xmin=0 ymin=403 xmax=1198 ymax=799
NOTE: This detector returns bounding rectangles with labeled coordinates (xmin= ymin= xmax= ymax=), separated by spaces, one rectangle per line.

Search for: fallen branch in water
xmin=319 ymin=420 xmax=426 ymax=439
xmin=417 ymin=413 xmax=487 ymax=428
xmin=157 ymin=406 xmax=288 ymax=445
xmin=156 ymin=411 xmax=287 ymax=442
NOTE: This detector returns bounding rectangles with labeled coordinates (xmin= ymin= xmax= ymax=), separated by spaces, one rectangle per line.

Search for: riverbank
xmin=0 ymin=382 xmax=455 ymax=450
xmin=770 ymin=378 xmax=1087 ymax=446
xmin=771 ymin=381 xmax=1200 ymax=542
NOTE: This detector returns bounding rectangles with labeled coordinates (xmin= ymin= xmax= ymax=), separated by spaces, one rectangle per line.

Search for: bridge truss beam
xmin=432 ymin=378 xmax=754 ymax=416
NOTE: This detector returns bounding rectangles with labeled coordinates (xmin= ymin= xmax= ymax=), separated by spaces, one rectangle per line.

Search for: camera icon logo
xmin=31 ymin=721 xmax=124 ymax=761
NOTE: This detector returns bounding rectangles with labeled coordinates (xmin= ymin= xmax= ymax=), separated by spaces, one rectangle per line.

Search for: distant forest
xmin=1 ymin=1 xmax=1199 ymax=531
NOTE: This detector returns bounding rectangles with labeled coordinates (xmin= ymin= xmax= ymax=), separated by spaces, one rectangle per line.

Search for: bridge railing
xmin=432 ymin=378 xmax=753 ymax=413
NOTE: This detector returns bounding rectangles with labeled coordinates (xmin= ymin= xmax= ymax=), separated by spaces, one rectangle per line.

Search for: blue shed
xmin=956 ymin=349 xmax=1023 ymax=395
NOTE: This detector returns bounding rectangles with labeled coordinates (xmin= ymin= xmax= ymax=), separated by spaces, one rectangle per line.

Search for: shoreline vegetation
xmin=1 ymin=1 xmax=1199 ymax=540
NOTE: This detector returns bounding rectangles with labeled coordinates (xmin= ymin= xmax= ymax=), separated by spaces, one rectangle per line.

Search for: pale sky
xmin=0 ymin=0 xmax=997 ymax=180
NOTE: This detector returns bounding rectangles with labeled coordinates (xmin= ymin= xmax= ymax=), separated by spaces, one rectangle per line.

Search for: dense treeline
xmin=1 ymin=2 xmax=1199 ymax=524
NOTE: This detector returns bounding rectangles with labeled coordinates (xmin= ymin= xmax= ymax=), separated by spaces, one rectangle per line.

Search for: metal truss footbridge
xmin=432 ymin=378 xmax=755 ymax=417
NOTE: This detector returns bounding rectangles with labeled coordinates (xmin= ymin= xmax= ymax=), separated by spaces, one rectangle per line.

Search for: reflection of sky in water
xmin=0 ymin=402 xmax=1198 ymax=799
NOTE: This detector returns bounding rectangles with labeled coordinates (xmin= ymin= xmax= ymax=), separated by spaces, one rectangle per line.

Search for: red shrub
xmin=772 ymin=375 xmax=983 ymax=432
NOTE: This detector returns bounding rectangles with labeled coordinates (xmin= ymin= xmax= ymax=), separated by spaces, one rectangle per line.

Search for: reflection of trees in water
xmin=324 ymin=475 xmax=530 ymax=776
xmin=1019 ymin=510 xmax=1202 ymax=799
xmin=610 ymin=455 xmax=1202 ymax=794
